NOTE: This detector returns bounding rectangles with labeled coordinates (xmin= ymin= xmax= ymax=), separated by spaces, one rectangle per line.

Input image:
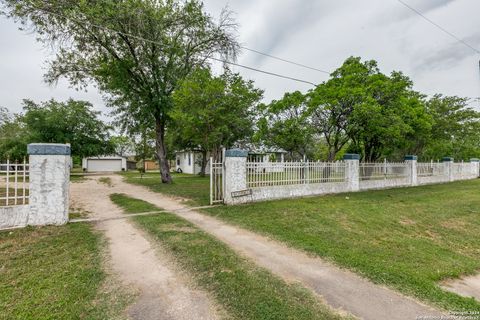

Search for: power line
xmin=25 ymin=4 xmax=319 ymax=86
xmin=240 ymin=46 xmax=330 ymax=74
xmin=396 ymin=0 xmax=480 ymax=55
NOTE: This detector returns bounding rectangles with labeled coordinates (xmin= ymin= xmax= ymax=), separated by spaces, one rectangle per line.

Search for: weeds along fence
xmin=0 ymin=159 xmax=29 ymax=207
xmin=223 ymin=153 xmax=480 ymax=204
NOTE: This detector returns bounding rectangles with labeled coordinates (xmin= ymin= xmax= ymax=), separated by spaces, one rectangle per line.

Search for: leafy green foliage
xmin=256 ymin=91 xmax=313 ymax=159
xmin=172 ymin=68 xmax=263 ymax=175
xmin=3 ymin=0 xmax=239 ymax=183
xmin=256 ymin=57 xmax=435 ymax=161
xmin=0 ymin=99 xmax=112 ymax=160
xmin=423 ymin=95 xmax=480 ymax=161
xmin=22 ymin=99 xmax=113 ymax=158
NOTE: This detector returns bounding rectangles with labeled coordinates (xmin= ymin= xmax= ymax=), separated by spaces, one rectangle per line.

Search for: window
xmin=177 ymin=158 xmax=180 ymax=166
xmin=188 ymin=153 xmax=191 ymax=166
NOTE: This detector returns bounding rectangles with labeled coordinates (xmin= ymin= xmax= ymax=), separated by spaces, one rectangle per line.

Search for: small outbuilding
xmin=82 ymin=155 xmax=128 ymax=172
xmin=175 ymin=150 xmax=210 ymax=174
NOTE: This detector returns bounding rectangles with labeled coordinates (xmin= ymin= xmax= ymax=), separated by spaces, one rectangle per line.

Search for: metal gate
xmin=209 ymin=151 xmax=224 ymax=205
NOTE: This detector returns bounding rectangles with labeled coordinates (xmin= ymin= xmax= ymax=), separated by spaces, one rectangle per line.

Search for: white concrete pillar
xmin=470 ymin=158 xmax=480 ymax=177
xmin=223 ymin=149 xmax=248 ymax=205
xmin=405 ymin=155 xmax=417 ymax=186
xmin=442 ymin=157 xmax=454 ymax=182
xmin=27 ymin=143 xmax=71 ymax=225
xmin=343 ymin=154 xmax=359 ymax=192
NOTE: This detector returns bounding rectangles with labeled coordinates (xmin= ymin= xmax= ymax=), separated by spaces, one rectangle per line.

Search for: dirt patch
xmin=399 ymin=218 xmax=416 ymax=225
xmin=440 ymin=219 xmax=468 ymax=231
xmin=441 ymin=274 xmax=480 ymax=301
xmin=70 ymin=177 xmax=222 ymax=320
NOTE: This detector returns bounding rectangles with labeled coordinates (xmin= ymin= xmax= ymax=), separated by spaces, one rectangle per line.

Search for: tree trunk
xmin=155 ymin=117 xmax=172 ymax=183
xmin=199 ymin=150 xmax=207 ymax=177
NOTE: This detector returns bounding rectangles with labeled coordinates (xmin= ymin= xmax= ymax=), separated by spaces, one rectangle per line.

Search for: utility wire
xmin=26 ymin=4 xmax=319 ymax=86
xmin=396 ymin=0 xmax=480 ymax=55
xmin=240 ymin=46 xmax=330 ymax=74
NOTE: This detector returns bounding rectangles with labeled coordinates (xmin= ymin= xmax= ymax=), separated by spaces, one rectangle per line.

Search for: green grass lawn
xmin=0 ymin=224 xmax=131 ymax=319
xmin=121 ymin=171 xmax=210 ymax=206
xmin=110 ymin=193 xmax=348 ymax=320
xmin=203 ymin=179 xmax=480 ymax=312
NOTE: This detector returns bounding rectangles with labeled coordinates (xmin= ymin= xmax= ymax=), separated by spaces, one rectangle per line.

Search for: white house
xmin=82 ymin=155 xmax=128 ymax=172
xmin=175 ymin=151 xmax=210 ymax=174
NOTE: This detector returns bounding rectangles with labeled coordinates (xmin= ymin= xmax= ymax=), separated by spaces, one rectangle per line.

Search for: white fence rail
xmin=359 ymin=161 xmax=408 ymax=181
xmin=246 ymin=161 xmax=346 ymax=188
xmin=417 ymin=162 xmax=445 ymax=177
xmin=0 ymin=159 xmax=29 ymax=207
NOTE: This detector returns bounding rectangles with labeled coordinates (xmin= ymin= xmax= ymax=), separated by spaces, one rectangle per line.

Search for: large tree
xmin=0 ymin=108 xmax=29 ymax=161
xmin=0 ymin=99 xmax=113 ymax=161
xmin=22 ymin=99 xmax=114 ymax=159
xmin=256 ymin=91 xmax=313 ymax=159
xmin=3 ymin=0 xmax=238 ymax=183
xmin=171 ymin=68 xmax=262 ymax=176
xmin=423 ymin=95 xmax=480 ymax=160
xmin=312 ymin=57 xmax=431 ymax=162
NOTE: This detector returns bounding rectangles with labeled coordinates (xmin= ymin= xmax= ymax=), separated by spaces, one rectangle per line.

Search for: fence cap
xmin=343 ymin=153 xmax=360 ymax=160
xmin=442 ymin=157 xmax=454 ymax=162
xmin=27 ymin=143 xmax=71 ymax=156
xmin=225 ymin=148 xmax=248 ymax=158
xmin=404 ymin=155 xmax=417 ymax=160
xmin=470 ymin=158 xmax=480 ymax=162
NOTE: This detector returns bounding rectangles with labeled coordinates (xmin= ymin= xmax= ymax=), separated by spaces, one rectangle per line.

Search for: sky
xmin=1 ymin=0 xmax=480 ymax=121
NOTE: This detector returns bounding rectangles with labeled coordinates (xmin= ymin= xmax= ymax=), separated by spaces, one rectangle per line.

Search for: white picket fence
xmin=0 ymin=159 xmax=29 ymax=207
xmin=246 ymin=161 xmax=346 ymax=188
xmin=359 ymin=161 xmax=408 ymax=181
xmin=416 ymin=162 xmax=445 ymax=177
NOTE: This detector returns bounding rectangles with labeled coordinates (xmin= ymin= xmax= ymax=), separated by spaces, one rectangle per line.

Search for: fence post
xmin=27 ymin=143 xmax=71 ymax=226
xmin=404 ymin=155 xmax=417 ymax=186
xmin=442 ymin=157 xmax=454 ymax=182
xmin=223 ymin=149 xmax=248 ymax=205
xmin=343 ymin=154 xmax=359 ymax=192
xmin=470 ymin=158 xmax=480 ymax=177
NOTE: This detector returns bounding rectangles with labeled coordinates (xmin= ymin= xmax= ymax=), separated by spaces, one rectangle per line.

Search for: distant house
xmin=248 ymin=149 xmax=287 ymax=163
xmin=175 ymin=150 xmax=210 ymax=174
xmin=82 ymin=155 xmax=133 ymax=172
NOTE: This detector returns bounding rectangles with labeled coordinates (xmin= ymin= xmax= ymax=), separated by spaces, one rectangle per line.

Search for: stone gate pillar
xmin=27 ymin=143 xmax=71 ymax=225
xmin=442 ymin=157 xmax=454 ymax=182
xmin=470 ymin=158 xmax=480 ymax=177
xmin=405 ymin=155 xmax=418 ymax=186
xmin=343 ymin=154 xmax=359 ymax=192
xmin=223 ymin=149 xmax=248 ymax=205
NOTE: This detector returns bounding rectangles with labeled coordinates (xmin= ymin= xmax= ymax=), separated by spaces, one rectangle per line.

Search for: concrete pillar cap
xmin=27 ymin=143 xmax=71 ymax=156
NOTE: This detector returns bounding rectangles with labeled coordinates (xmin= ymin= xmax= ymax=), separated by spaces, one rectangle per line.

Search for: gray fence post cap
xmin=442 ymin=157 xmax=454 ymax=162
xmin=225 ymin=148 xmax=248 ymax=158
xmin=404 ymin=155 xmax=417 ymax=160
xmin=27 ymin=143 xmax=71 ymax=156
xmin=470 ymin=158 xmax=480 ymax=162
xmin=343 ymin=153 xmax=360 ymax=160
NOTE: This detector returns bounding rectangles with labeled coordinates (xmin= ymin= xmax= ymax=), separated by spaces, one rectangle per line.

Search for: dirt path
xmin=70 ymin=177 xmax=221 ymax=320
xmin=106 ymin=174 xmax=445 ymax=320
xmin=442 ymin=274 xmax=480 ymax=301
